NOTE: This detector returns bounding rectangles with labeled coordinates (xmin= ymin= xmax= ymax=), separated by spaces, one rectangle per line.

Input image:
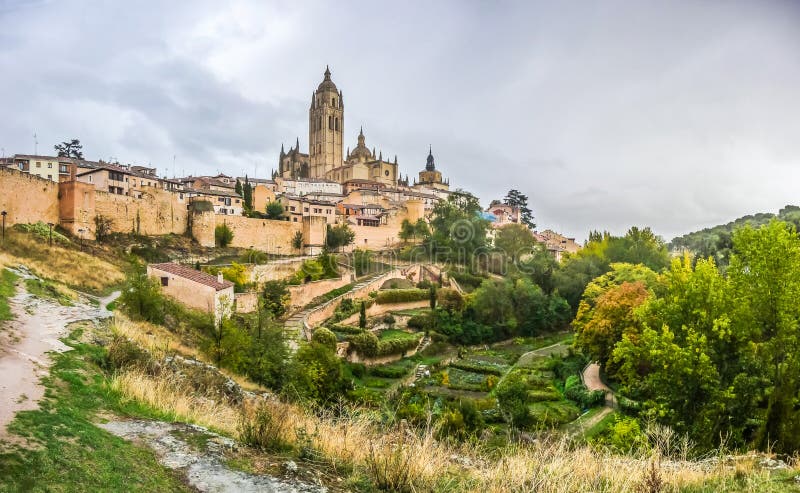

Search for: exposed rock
xmin=99 ymin=419 xmax=327 ymax=493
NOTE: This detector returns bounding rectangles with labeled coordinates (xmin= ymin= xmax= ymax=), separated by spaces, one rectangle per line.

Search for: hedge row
xmin=375 ymin=289 xmax=429 ymax=304
xmin=329 ymin=323 xmax=363 ymax=334
xmin=449 ymin=359 xmax=508 ymax=376
xmin=348 ymin=331 xmax=421 ymax=357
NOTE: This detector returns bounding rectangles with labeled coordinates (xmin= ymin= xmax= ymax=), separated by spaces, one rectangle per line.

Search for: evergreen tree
xmin=359 ymin=301 xmax=367 ymax=329
xmin=235 ymin=179 xmax=243 ymax=196
xmin=243 ymin=176 xmax=253 ymax=211
xmin=504 ymin=189 xmax=535 ymax=229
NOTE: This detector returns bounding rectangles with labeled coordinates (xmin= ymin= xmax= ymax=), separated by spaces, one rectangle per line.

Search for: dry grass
xmin=110 ymin=313 xmax=266 ymax=393
xmin=107 ymin=364 xmax=788 ymax=492
xmin=0 ymin=230 xmax=124 ymax=293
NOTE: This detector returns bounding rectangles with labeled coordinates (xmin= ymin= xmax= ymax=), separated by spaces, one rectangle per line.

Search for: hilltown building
xmin=147 ymin=262 xmax=234 ymax=323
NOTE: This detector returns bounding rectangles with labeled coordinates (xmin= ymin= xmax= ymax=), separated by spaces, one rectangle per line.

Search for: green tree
xmin=426 ymin=190 xmax=489 ymax=264
xmin=286 ymin=341 xmax=347 ymax=403
xmin=262 ymin=280 xmax=290 ymax=317
xmin=519 ymin=243 xmax=559 ymax=294
xmin=399 ymin=219 xmax=416 ymax=243
xmin=266 ymin=201 xmax=284 ymax=220
xmin=326 ymin=223 xmax=356 ymax=252
xmin=291 ymin=230 xmax=304 ymax=251
xmin=359 ymin=300 xmax=367 ymax=329
xmin=247 ymin=320 xmax=288 ymax=390
xmin=242 ymin=176 xmax=253 ymax=211
xmin=503 ymin=189 xmax=535 ymax=229
xmin=235 ymin=179 xmax=243 ymax=196
xmin=119 ymin=269 xmax=165 ymax=324
xmin=495 ymin=223 xmax=536 ymax=263
xmin=429 ymin=284 xmax=437 ymax=311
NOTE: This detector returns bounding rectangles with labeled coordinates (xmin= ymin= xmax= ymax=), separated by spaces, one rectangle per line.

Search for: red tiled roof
xmin=149 ymin=263 xmax=234 ymax=291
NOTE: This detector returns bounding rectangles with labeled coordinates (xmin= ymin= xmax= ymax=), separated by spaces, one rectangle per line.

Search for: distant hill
xmin=669 ymin=205 xmax=800 ymax=265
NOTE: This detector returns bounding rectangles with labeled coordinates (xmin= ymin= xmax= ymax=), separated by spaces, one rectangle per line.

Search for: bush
xmin=215 ymin=224 xmax=234 ymax=247
xmin=329 ymin=323 xmax=363 ymax=335
xmin=107 ymin=336 xmax=151 ymax=371
xmin=369 ymin=365 xmax=408 ymax=378
xmin=312 ymin=327 xmax=338 ymax=351
xmin=349 ymin=332 xmax=379 ymax=357
xmin=563 ymin=374 xmax=606 ymax=408
xmin=376 ymin=334 xmax=421 ymax=357
xmin=376 ymin=289 xmax=429 ymax=304
xmin=407 ymin=314 xmax=433 ymax=331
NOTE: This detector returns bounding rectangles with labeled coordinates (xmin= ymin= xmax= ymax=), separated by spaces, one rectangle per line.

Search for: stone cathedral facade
xmin=277 ymin=67 xmax=402 ymax=187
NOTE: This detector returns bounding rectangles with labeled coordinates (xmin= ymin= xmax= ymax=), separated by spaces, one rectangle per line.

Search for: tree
xmin=605 ymin=226 xmax=670 ymax=272
xmin=235 ymin=179 xmax=243 ymax=196
xmin=326 ymin=223 xmax=355 ymax=252
xmin=215 ymin=224 xmax=234 ymax=247
xmin=429 ymin=284 xmax=437 ymax=310
xmin=286 ymin=341 xmax=347 ymax=403
xmin=242 ymin=176 xmax=253 ymax=211
xmin=399 ymin=219 xmax=416 ymax=243
xmin=426 ymin=191 xmax=489 ymax=264
xmin=119 ymin=269 xmax=165 ymax=324
xmin=247 ymin=320 xmax=288 ymax=390
xmin=54 ymin=139 xmax=83 ymax=159
xmin=94 ymin=214 xmax=114 ymax=243
xmin=519 ymin=243 xmax=559 ymax=294
xmin=359 ymin=300 xmax=367 ymax=329
xmin=495 ymin=223 xmax=536 ymax=263
xmin=504 ymin=189 xmax=535 ymax=229
xmin=262 ymin=280 xmax=290 ymax=317
xmin=266 ymin=201 xmax=284 ymax=220
xmin=496 ymin=372 xmax=531 ymax=429
xmin=292 ymin=230 xmax=304 ymax=251
xmin=437 ymin=288 xmax=464 ymax=314
xmin=574 ymin=281 xmax=649 ymax=374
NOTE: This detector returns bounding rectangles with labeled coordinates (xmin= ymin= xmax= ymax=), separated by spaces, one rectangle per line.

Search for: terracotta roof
xmin=150 ymin=263 xmax=234 ymax=291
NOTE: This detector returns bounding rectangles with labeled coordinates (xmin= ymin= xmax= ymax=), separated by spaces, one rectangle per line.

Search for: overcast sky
xmin=1 ymin=0 xmax=799 ymax=241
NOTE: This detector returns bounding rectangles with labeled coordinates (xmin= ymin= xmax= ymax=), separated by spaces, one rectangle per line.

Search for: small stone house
xmin=147 ymin=263 xmax=234 ymax=323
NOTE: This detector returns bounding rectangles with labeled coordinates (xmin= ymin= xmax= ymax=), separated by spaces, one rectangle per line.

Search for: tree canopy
xmin=54 ymin=139 xmax=83 ymax=159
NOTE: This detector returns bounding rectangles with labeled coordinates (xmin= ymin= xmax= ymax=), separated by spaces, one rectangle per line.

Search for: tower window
xmin=328 ymin=116 xmax=333 ymax=130
xmin=331 ymin=97 xmax=335 ymax=106
xmin=335 ymin=118 xmax=339 ymax=131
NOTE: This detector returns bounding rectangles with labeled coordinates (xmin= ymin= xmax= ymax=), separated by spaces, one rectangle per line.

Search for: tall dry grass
xmin=0 ymin=230 xmax=124 ymax=292
xmin=108 ymin=365 xmax=784 ymax=492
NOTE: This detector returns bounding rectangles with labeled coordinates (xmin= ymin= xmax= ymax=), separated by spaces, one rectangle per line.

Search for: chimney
xmin=217 ymin=273 xmax=224 ymax=284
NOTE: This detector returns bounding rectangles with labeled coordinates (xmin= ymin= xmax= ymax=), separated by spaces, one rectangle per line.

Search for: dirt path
xmin=0 ymin=269 xmax=117 ymax=437
xmin=582 ymin=363 xmax=611 ymax=393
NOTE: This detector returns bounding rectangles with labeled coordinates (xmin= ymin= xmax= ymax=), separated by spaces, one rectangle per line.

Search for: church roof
xmin=316 ymin=65 xmax=338 ymax=93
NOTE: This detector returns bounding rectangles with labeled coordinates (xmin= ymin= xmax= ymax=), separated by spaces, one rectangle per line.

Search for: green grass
xmin=528 ymin=400 xmax=581 ymax=427
xmin=0 ymin=329 xmax=191 ymax=492
xmin=0 ymin=268 xmax=19 ymax=321
xmin=378 ymin=329 xmax=418 ymax=341
xmin=581 ymin=410 xmax=618 ymax=442
xmin=24 ymin=278 xmax=73 ymax=306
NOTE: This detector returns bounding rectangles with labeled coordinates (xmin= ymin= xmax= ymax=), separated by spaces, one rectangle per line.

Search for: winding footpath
xmin=0 ymin=267 xmax=118 ymax=436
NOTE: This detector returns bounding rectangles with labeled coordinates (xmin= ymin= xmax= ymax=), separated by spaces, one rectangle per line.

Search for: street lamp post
xmin=1 ymin=211 xmax=6 ymax=243
xmin=47 ymin=222 xmax=54 ymax=247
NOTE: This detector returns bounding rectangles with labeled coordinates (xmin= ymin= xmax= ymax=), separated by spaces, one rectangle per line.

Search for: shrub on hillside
xmin=312 ymin=327 xmax=338 ymax=351
xmin=376 ymin=289 xmax=428 ymax=304
xmin=215 ymin=224 xmax=234 ymax=247
xmin=449 ymin=359 xmax=507 ymax=376
xmin=348 ymin=332 xmax=379 ymax=357
xmin=563 ymin=375 xmax=606 ymax=408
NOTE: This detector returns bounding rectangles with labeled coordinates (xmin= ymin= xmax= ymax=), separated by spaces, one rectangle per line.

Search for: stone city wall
xmin=94 ymin=188 xmax=189 ymax=237
xmin=0 ymin=169 xmax=60 ymax=227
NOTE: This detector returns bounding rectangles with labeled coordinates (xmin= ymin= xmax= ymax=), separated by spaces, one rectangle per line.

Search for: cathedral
xmin=277 ymin=67 xmax=448 ymax=192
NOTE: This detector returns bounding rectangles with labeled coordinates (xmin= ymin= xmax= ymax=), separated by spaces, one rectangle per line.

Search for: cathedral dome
xmin=316 ymin=66 xmax=338 ymax=93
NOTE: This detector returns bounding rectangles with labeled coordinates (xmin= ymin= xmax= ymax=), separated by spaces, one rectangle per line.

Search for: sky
xmin=1 ymin=0 xmax=799 ymax=242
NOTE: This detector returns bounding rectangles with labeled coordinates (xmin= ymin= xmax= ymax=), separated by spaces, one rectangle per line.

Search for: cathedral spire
xmin=324 ymin=65 xmax=331 ymax=80
xmin=295 ymin=137 xmax=300 ymax=152
xmin=280 ymin=143 xmax=285 ymax=156
xmin=426 ymin=146 xmax=436 ymax=171
xmin=378 ymin=150 xmax=382 ymax=161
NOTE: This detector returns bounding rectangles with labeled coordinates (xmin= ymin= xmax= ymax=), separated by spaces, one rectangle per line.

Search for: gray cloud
xmin=1 ymin=0 xmax=799 ymax=241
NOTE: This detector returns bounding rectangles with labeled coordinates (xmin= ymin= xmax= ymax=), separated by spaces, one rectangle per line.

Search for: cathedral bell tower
xmin=309 ymin=66 xmax=344 ymax=178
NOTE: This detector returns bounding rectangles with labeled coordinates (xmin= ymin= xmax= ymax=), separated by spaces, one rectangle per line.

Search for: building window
xmin=331 ymin=97 xmax=336 ymax=106
xmin=328 ymin=116 xmax=333 ymax=130
xmin=335 ymin=118 xmax=339 ymax=131
xmin=59 ymin=164 xmax=68 ymax=173
xmin=88 ymin=175 xmax=93 ymax=183
xmin=48 ymin=163 xmax=53 ymax=168
xmin=47 ymin=174 xmax=52 ymax=180
xmin=36 ymin=162 xmax=41 ymax=168
xmin=160 ymin=277 xmax=169 ymax=287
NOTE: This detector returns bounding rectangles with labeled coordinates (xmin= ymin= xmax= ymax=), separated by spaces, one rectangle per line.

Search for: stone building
xmin=147 ymin=262 xmax=234 ymax=323
xmin=277 ymin=67 xmax=402 ymax=188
